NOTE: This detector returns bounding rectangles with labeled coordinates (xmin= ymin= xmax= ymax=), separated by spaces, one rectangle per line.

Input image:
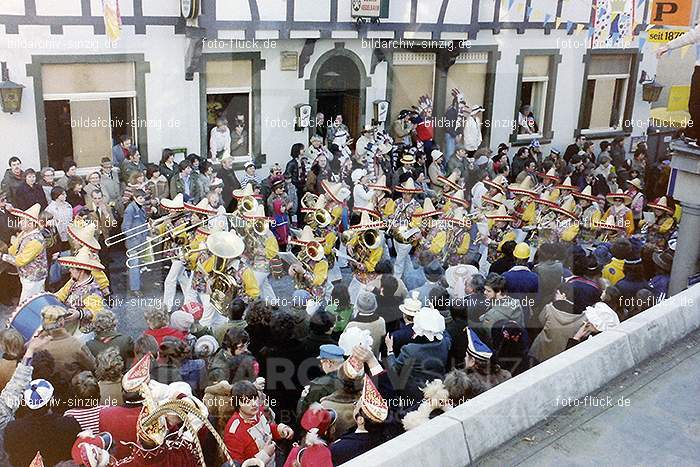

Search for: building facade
xmin=0 ymin=0 xmax=667 ymax=172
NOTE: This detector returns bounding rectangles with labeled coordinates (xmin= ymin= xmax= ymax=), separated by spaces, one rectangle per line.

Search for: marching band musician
xmin=528 ymin=190 xmax=559 ymax=247
xmin=158 ymin=194 xmax=196 ymax=312
xmin=482 ymin=205 xmax=517 ymax=265
xmin=642 ymin=196 xmax=676 ymax=249
xmin=303 ymin=194 xmax=341 ymax=282
xmin=1 ymin=204 xmax=47 ymax=302
xmin=351 ymin=169 xmax=375 ymax=222
xmin=66 ymin=222 xmax=111 ymax=296
xmin=367 ymin=175 xmax=396 ymax=218
xmin=441 ymin=208 xmax=473 ymax=267
xmin=230 ymin=183 xmax=257 ymax=236
xmin=56 ymin=247 xmax=106 ymax=336
xmin=508 ymin=177 xmax=539 ymax=229
xmin=555 ymin=176 xmax=578 ymax=204
xmin=388 ymin=178 xmax=422 ymax=280
xmin=572 ymin=185 xmax=602 ymax=243
xmin=414 ymin=197 xmax=444 ymax=257
xmin=550 ymin=198 xmax=580 ymax=243
xmin=320 ymin=180 xmax=350 ymax=226
xmin=437 ymin=170 xmax=463 ymax=200
xmin=240 ymin=202 xmax=279 ymax=302
xmin=603 ymin=189 xmax=635 ymax=236
xmin=345 ymin=211 xmax=386 ymax=304
xmin=288 ymin=226 xmax=329 ymax=299
xmin=442 ymin=188 xmax=469 ymax=218
xmin=594 ymin=215 xmax=627 ymax=243
xmin=538 ymin=167 xmax=560 ymax=194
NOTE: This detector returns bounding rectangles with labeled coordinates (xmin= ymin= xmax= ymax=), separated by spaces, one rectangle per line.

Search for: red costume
xmin=224 ymin=409 xmax=283 ymax=466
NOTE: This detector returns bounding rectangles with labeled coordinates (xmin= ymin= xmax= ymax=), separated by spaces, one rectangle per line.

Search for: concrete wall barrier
xmin=343 ymin=284 xmax=700 ymax=466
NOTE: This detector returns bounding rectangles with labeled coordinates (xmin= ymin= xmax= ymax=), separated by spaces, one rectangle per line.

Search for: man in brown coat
xmin=41 ymin=305 xmax=96 ymax=378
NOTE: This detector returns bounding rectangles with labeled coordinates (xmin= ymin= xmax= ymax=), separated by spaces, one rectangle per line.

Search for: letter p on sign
xmin=651 ymin=0 xmax=692 ymax=26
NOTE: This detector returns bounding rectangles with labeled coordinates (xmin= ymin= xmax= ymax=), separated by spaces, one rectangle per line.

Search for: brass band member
xmin=643 ymin=197 xmax=676 ymax=249
xmin=240 ymin=202 xmax=279 ymax=302
xmin=441 ymin=208 xmax=473 ymax=267
xmin=56 ymin=247 xmax=106 ymax=335
xmin=230 ymin=183 xmax=257 ymax=237
xmin=442 ymin=188 xmax=469 ymax=218
xmin=66 ymin=222 xmax=111 ymax=296
xmin=288 ymin=226 xmax=329 ymax=299
xmin=482 ymin=205 xmax=516 ymax=264
xmin=367 ymin=175 xmax=396 ymax=218
xmin=158 ymin=194 xmax=196 ymax=312
xmin=572 ymin=185 xmax=602 ymax=243
xmin=603 ymin=189 xmax=635 ymax=236
xmin=345 ymin=212 xmax=386 ymax=304
xmin=1 ymin=204 xmax=47 ymax=302
xmin=528 ymin=190 xmax=559 ymax=247
xmin=550 ymin=198 xmax=580 ymax=243
xmin=508 ymin=177 xmax=539 ymax=229
xmin=389 ymin=178 xmax=422 ymax=279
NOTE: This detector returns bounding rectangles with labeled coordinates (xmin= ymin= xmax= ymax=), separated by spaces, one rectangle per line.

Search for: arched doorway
xmin=309 ymin=50 xmax=367 ymax=141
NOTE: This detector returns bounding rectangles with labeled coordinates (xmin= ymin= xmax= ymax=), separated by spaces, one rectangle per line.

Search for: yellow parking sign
xmin=647 ymin=29 xmax=688 ymax=42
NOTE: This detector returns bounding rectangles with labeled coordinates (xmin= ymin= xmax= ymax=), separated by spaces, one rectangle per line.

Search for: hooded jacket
xmin=529 ymin=300 xmax=584 ymax=363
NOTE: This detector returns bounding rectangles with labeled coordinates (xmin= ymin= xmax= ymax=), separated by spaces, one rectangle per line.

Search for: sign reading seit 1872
xmin=352 ymin=0 xmax=381 ymax=18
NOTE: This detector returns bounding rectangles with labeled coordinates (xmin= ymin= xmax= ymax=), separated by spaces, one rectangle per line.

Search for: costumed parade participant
xmin=288 ymin=226 xmax=329 ymax=299
xmin=572 ymin=185 xmax=602 ymax=243
xmin=1 ymin=203 xmax=47 ymax=302
xmin=642 ymin=196 xmax=676 ymax=249
xmin=240 ymin=202 xmax=279 ymax=302
xmin=603 ymin=189 xmax=635 ymax=236
xmin=344 ymin=212 xmax=386 ymax=304
xmin=481 ymin=205 xmax=517 ymax=266
xmin=388 ymin=178 xmax=422 ymax=279
xmin=67 ymin=222 xmax=111 ymax=296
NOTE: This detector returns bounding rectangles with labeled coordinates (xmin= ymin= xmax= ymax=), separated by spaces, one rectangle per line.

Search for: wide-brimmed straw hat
xmin=445 ymin=189 xmax=469 ymax=208
xmin=10 ymin=203 xmax=41 ymax=225
xmin=413 ymin=198 xmax=441 ymax=218
xmin=348 ymin=211 xmax=386 ymax=231
xmin=367 ymin=174 xmax=391 ymax=193
xmin=572 ymin=185 xmax=597 ymax=202
xmin=509 ymin=177 xmax=538 ymax=197
xmin=67 ymin=222 xmax=101 ymax=251
xmin=395 ymin=178 xmax=422 ymax=194
xmin=437 ymin=171 xmax=462 ymax=192
xmin=595 ymin=215 xmax=625 ymax=231
xmin=482 ymin=192 xmax=506 ymax=208
xmin=485 ymin=205 xmax=515 ymax=222
xmin=483 ymin=175 xmax=507 ymax=194
xmin=551 ymin=198 xmax=578 ymax=220
xmin=556 ymin=176 xmax=579 ymax=191
xmin=399 ymin=291 xmax=422 ymax=317
xmin=232 ymin=183 xmax=255 ymax=200
xmin=445 ymin=207 xmax=472 ymax=228
xmin=321 ymin=180 xmax=351 ymax=203
xmin=57 ymin=246 xmax=105 ymax=271
xmin=184 ymin=198 xmax=217 ymax=215
xmin=538 ymin=167 xmax=560 ymax=183
xmin=161 ymin=193 xmax=185 ymax=211
xmin=647 ymin=196 xmax=674 ymax=215
xmin=606 ymin=189 xmax=631 ymax=204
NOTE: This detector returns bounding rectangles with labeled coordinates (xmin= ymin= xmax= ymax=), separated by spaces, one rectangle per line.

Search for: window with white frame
xmin=517 ymin=55 xmax=550 ymax=138
xmin=205 ymin=59 xmax=253 ymax=161
xmin=580 ymin=54 xmax=632 ymax=133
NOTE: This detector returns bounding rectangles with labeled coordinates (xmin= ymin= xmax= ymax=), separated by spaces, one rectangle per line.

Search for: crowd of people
xmin=0 ymin=84 xmax=686 ymax=466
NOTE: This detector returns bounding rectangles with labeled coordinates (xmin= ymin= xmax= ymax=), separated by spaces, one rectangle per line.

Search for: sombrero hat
xmin=556 ymin=176 xmax=579 ymax=191
xmin=367 ymin=174 xmax=391 ymax=193
xmin=57 ymin=246 xmax=105 ymax=271
xmin=10 ymin=203 xmax=41 ymax=225
xmin=438 ymin=171 xmax=462 ymax=192
xmin=160 ymin=193 xmax=185 ymax=212
xmin=606 ymin=189 xmax=631 ymax=204
xmin=485 ymin=205 xmax=515 ymax=222
xmin=184 ymin=198 xmax=217 ymax=215
xmin=321 ymin=180 xmax=351 ymax=203
xmin=444 ymin=189 xmax=469 ymax=208
xmin=538 ymin=167 xmax=560 ymax=183
xmin=482 ymin=192 xmax=506 ymax=208
xmin=627 ymin=178 xmax=643 ymax=191
xmin=508 ymin=177 xmax=538 ymax=197
xmin=572 ymin=185 xmax=597 ymax=202
xmin=413 ymin=198 xmax=441 ymax=218
xmin=647 ymin=196 xmax=674 ymax=215
xmin=232 ymin=183 xmax=255 ymax=200
xmin=353 ymin=200 xmax=381 ymax=219
xmin=395 ymin=178 xmax=422 ymax=194
xmin=67 ymin=222 xmax=101 ymax=252
xmin=534 ymin=190 xmax=559 ymax=208
xmin=595 ymin=215 xmax=625 ymax=231
xmin=445 ymin=207 xmax=472 ymax=228
xmin=400 ymin=153 xmax=416 ymax=165
xmin=290 ymin=225 xmax=321 ymax=246
xmin=348 ymin=211 xmax=386 ymax=231
xmin=551 ymin=198 xmax=578 ymax=220
xmin=206 ymin=231 xmax=245 ymax=259
xmin=483 ymin=175 xmax=507 ymax=194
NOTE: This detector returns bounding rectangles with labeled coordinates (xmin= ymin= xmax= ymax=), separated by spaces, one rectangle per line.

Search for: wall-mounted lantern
xmin=0 ymin=62 xmax=25 ymax=114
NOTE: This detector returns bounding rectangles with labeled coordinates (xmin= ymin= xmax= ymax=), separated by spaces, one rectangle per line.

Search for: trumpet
xmin=105 ymin=211 xmax=184 ymax=247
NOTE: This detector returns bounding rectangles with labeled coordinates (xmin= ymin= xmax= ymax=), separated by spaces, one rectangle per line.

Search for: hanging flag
xmin=102 ymin=0 xmax=122 ymax=42
xmin=639 ymin=36 xmax=646 ymax=50
xmin=566 ymin=20 xmax=574 ymax=33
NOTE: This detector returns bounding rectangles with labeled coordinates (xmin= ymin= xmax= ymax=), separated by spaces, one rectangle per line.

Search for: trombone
xmin=125 ymin=215 xmax=210 ymax=258
xmin=126 ymin=244 xmax=208 ymax=269
xmin=105 ymin=211 xmax=186 ymax=247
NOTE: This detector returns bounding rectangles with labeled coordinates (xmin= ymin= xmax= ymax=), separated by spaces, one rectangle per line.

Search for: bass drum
xmin=8 ymin=293 xmax=75 ymax=341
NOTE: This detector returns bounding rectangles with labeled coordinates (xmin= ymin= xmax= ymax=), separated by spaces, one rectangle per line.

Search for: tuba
xmin=238 ymin=196 xmax=257 ymax=217
xmin=314 ymin=208 xmax=333 ymax=228
xmin=206 ymin=232 xmax=243 ymax=314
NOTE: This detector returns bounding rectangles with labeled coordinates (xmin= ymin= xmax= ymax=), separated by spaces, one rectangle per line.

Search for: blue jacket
xmin=387 ymin=335 xmax=451 ymax=400
xmin=566 ymin=276 xmax=602 ymax=314
xmin=503 ymin=266 xmax=539 ymax=295
xmin=121 ymin=201 xmax=148 ymax=248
